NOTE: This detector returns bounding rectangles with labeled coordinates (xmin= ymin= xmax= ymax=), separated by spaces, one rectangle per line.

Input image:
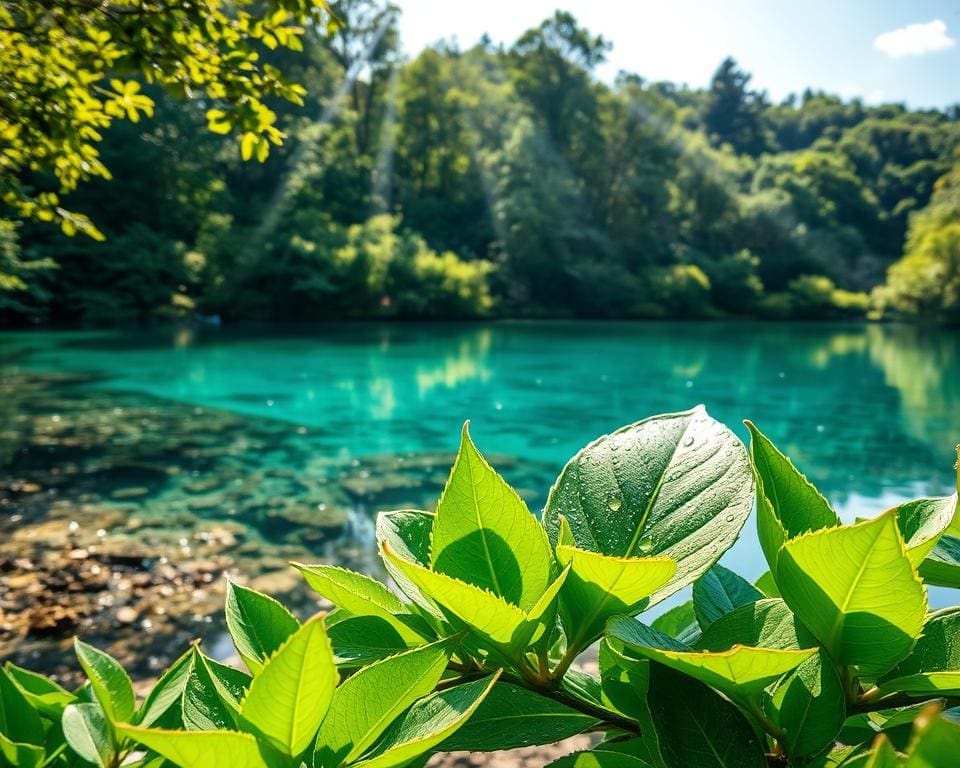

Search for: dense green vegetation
xmin=4 ymin=408 xmax=960 ymax=766
xmin=2 ymin=3 xmax=960 ymax=324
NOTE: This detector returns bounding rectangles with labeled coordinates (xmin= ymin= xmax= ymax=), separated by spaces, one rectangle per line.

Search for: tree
xmin=0 ymin=0 xmax=332 ymax=238
xmin=873 ymin=159 xmax=960 ymax=322
xmin=702 ymin=57 xmax=769 ymax=156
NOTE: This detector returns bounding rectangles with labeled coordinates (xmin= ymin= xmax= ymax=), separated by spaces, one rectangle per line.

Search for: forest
xmin=2 ymin=2 xmax=960 ymax=325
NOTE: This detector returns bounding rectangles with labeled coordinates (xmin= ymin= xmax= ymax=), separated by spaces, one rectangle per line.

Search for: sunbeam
xmin=369 ymin=65 xmax=399 ymax=216
xmin=250 ymin=10 xmax=398 ymax=250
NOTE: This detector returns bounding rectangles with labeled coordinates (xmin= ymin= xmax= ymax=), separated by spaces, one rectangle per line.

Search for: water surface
xmin=1 ymin=322 xmax=958 ymax=670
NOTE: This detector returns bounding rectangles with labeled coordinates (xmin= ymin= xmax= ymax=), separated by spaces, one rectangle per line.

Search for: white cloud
xmin=874 ymin=19 xmax=955 ymax=58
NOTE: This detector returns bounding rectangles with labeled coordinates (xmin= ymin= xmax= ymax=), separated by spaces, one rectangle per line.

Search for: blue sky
xmin=395 ymin=0 xmax=960 ymax=108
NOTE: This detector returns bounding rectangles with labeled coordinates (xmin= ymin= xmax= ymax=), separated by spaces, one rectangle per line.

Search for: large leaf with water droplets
xmin=777 ymin=513 xmax=926 ymax=676
xmin=555 ymin=516 xmax=675 ymax=651
xmin=543 ymin=407 xmax=753 ymax=606
xmin=239 ymin=616 xmax=336 ymax=757
xmin=744 ymin=421 xmax=838 ymax=571
xmin=608 ymin=617 xmax=814 ymax=704
xmin=350 ymin=673 xmax=499 ymax=768
xmin=430 ymin=423 xmax=553 ymax=611
xmin=873 ymin=608 xmax=960 ymax=699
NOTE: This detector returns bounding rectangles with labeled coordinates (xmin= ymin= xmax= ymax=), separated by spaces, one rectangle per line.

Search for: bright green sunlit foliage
xmin=3 ymin=409 xmax=960 ymax=766
xmin=0 ymin=0 xmax=333 ymax=239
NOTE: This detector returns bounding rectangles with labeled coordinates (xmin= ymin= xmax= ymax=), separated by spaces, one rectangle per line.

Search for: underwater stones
xmin=265 ymin=502 xmax=349 ymax=531
xmin=0 ymin=369 xmax=549 ymax=687
xmin=110 ymin=486 xmax=152 ymax=500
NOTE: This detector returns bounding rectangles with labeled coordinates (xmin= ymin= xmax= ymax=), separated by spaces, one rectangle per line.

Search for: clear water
xmin=3 ymin=320 xmax=959 ymax=585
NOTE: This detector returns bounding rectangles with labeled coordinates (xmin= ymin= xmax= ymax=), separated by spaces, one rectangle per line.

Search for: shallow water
xmin=1 ymin=321 xmax=958 ymax=671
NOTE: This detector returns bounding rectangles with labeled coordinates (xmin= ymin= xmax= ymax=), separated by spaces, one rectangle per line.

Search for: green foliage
xmin=0 ymin=0 xmax=333 ymax=239
xmin=6 ymin=7 xmax=959 ymax=325
xmin=874 ymin=159 xmax=960 ymax=323
xmin=5 ymin=409 xmax=960 ymax=767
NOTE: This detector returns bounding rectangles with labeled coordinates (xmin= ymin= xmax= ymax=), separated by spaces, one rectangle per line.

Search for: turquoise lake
xmin=1 ymin=321 xmax=959 ymax=668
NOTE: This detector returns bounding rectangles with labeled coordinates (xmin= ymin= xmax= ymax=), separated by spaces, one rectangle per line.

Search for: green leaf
xmin=293 ymin=563 xmax=428 ymax=644
xmin=745 ymin=421 xmax=839 ymax=572
xmin=381 ymin=541 xmax=528 ymax=650
xmin=755 ymin=571 xmax=781 ymax=598
xmin=350 ymin=673 xmax=499 ymax=768
xmin=777 ymin=513 xmax=927 ymax=675
xmin=607 ymin=616 xmax=816 ymax=703
xmin=74 ymin=638 xmax=136 ymax=724
xmin=315 ymin=638 xmax=455 ymax=766
xmin=692 ymin=564 xmax=764 ymax=630
xmin=240 ymin=132 xmax=258 ymax=161
xmin=429 ymin=423 xmax=553 ymax=611
xmin=327 ymin=615 xmax=415 ymax=668
xmin=137 ymin=647 xmax=194 ymax=727
xmin=183 ymin=653 xmax=250 ymax=731
xmin=837 ymin=736 xmax=903 ymax=768
xmin=63 ymin=703 xmax=114 ymax=768
xmin=650 ymin=600 xmax=700 ymax=645
xmin=294 ymin=563 xmax=404 ymax=615
xmin=239 ymin=615 xmax=337 ymax=757
xmin=765 ymin=653 xmax=846 ymax=761
xmin=4 ymin=662 xmax=75 ymax=719
xmin=547 ymin=749 xmax=654 ymax=767
xmin=893 ymin=495 xmax=957 ymax=566
xmin=556 ymin=516 xmax=676 ymax=649
xmin=225 ymin=580 xmax=300 ymax=674
xmin=697 ymin=598 xmax=816 ymax=652
xmin=0 ymin=731 xmax=44 ymax=768
xmin=873 ymin=608 xmax=960 ymax=699
xmin=438 ymin=682 xmax=599 ymax=752
xmin=0 ymin=666 xmax=44 ymax=745
xmin=645 ymin=664 xmax=767 ymax=768
xmin=376 ymin=510 xmax=440 ymax=616
xmin=918 ymin=534 xmax=960 ymax=588
xmin=116 ymin=725 xmax=269 ymax=768
xmin=905 ymin=711 xmax=960 ymax=766
xmin=544 ymin=407 xmax=753 ymax=606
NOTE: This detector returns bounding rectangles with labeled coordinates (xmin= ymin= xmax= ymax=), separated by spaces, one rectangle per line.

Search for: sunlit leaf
xmin=239 ymin=615 xmax=336 ymax=756
xmin=544 ymin=407 xmax=753 ymax=606
xmin=777 ymin=513 xmax=926 ymax=675
xmin=430 ymin=423 xmax=553 ymax=611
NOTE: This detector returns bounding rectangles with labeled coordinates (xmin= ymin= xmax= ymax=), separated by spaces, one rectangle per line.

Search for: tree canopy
xmin=0 ymin=0 xmax=333 ymax=239
xmin=2 ymin=5 xmax=959 ymax=324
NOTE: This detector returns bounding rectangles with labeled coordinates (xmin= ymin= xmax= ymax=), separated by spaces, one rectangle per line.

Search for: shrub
xmin=3 ymin=408 xmax=960 ymax=767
